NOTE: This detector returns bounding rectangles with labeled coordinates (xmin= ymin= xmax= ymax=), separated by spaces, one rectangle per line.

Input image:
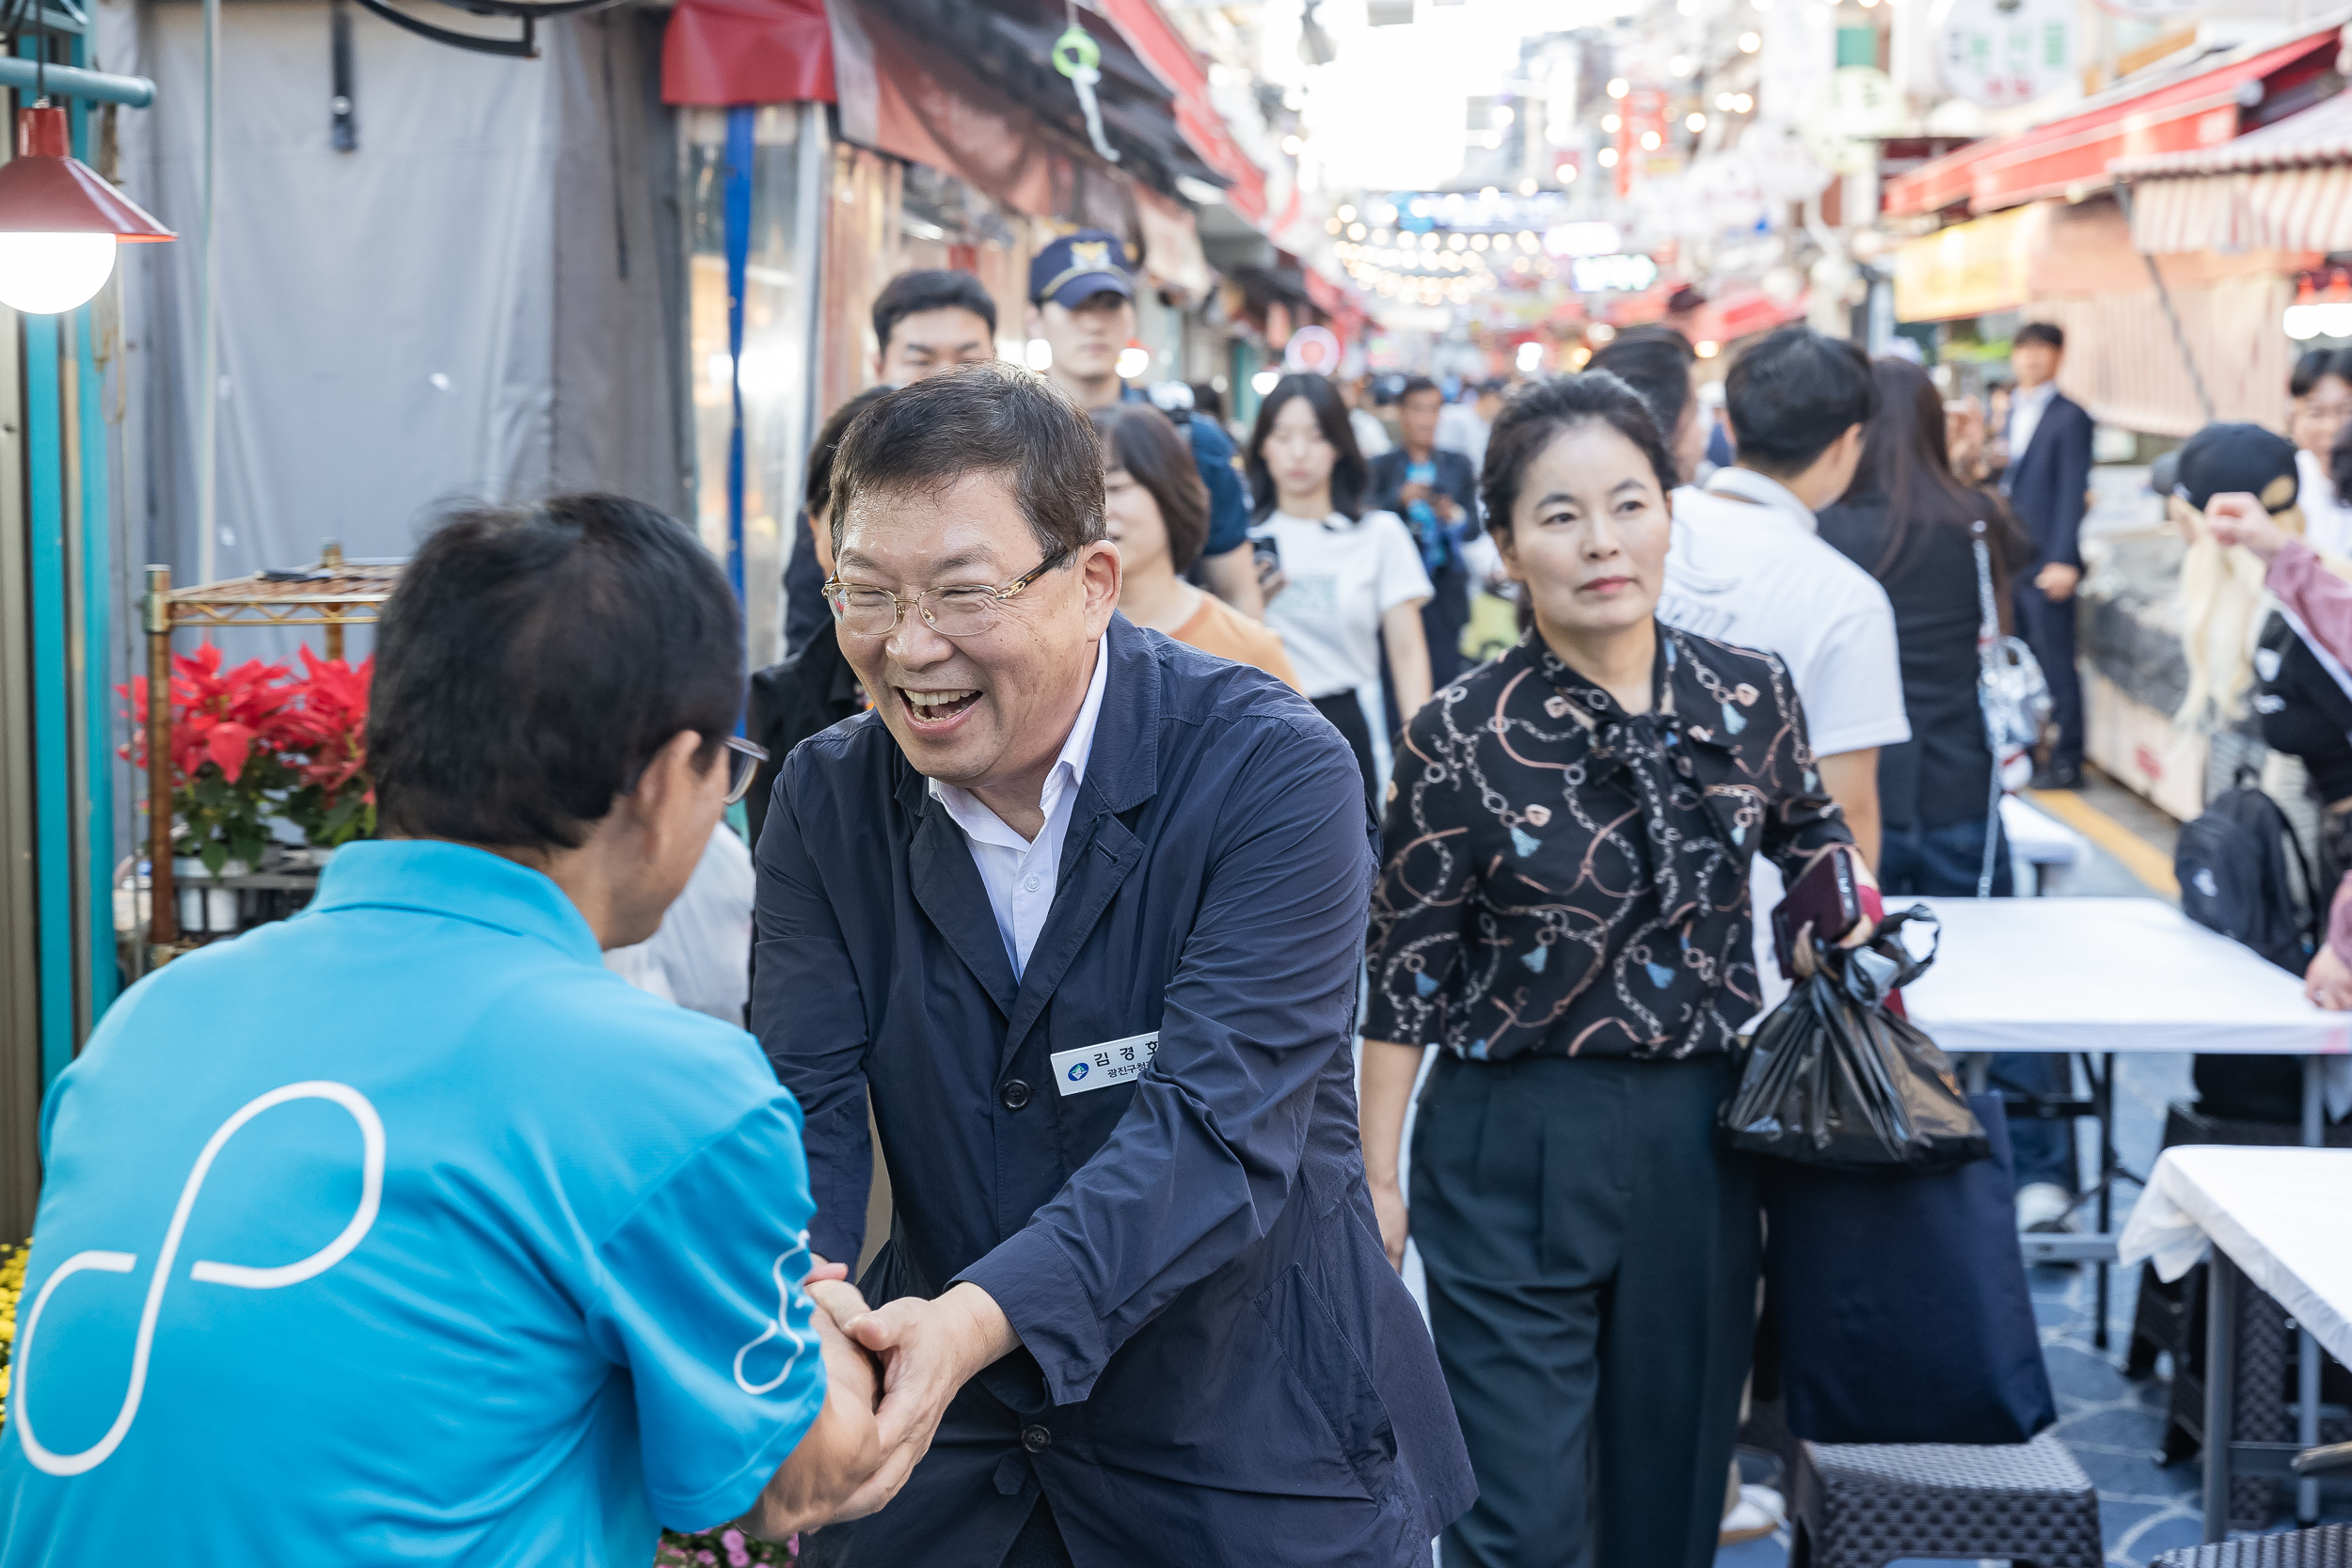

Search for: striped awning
xmin=2122 ymin=89 xmax=2352 ymax=254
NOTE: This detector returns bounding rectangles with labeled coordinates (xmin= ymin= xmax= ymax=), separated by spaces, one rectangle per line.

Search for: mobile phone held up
xmin=1772 ymin=845 xmax=1864 ymax=980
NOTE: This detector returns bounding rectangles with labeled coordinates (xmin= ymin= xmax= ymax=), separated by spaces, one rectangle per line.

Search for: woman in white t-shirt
xmin=1245 ymin=372 xmax=1433 ymax=814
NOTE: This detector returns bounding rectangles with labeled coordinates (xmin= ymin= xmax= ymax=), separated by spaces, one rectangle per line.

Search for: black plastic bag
xmin=1722 ymin=906 xmax=1989 ymax=1170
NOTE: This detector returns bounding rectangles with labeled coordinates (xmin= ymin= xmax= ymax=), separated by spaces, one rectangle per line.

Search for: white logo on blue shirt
xmin=14 ymin=1081 xmax=386 ymax=1478
xmin=732 ymin=1235 xmax=818 ymax=1397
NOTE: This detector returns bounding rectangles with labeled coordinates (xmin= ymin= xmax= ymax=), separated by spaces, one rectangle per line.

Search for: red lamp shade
xmin=0 ymin=105 xmax=172 ymax=240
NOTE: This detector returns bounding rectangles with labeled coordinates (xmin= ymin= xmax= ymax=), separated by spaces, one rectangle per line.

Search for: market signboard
xmin=1893 ymin=203 xmax=2045 ymax=321
xmin=1936 ymin=0 xmax=2079 ymax=109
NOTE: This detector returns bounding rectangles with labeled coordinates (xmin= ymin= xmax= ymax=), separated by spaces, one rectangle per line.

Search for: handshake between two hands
xmin=743 ymin=1258 xmax=1020 ymax=1542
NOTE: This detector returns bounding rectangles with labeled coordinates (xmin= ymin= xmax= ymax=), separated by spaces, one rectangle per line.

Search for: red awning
xmin=663 ymin=0 xmax=834 ymax=106
xmin=1095 ymin=0 xmax=1267 ymax=227
xmin=1884 ymin=24 xmax=2340 ymax=217
xmin=1693 ymin=287 xmax=1807 ymax=344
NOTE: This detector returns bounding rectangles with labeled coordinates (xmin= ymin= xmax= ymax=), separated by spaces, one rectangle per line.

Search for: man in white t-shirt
xmin=1657 ymin=325 xmax=1910 ymax=1012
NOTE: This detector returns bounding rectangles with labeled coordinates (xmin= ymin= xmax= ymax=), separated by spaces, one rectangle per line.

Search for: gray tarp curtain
xmin=106 ymin=0 xmax=688 ymax=654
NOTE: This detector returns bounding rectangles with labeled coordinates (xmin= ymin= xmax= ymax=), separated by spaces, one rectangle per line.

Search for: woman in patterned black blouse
xmin=1359 ymin=373 xmax=1867 ymax=1568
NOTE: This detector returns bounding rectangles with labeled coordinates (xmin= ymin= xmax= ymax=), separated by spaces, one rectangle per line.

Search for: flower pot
xmin=171 ymin=857 xmax=247 ymax=936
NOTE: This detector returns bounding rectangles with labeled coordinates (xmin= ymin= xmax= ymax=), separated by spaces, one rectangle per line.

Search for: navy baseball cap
xmin=1030 ymin=229 xmax=1136 ymax=309
xmin=2175 ymin=423 xmax=2299 ymax=514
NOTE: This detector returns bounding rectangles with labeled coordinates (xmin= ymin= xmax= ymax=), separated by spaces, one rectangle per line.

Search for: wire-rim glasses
xmin=618 ymin=733 xmax=769 ymax=804
xmin=722 ymin=736 xmax=769 ymax=805
xmin=822 ymin=547 xmax=1071 ymax=640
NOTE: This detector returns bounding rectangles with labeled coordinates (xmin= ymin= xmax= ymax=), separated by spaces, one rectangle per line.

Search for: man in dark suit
xmin=1999 ymin=320 xmax=2096 ymax=789
xmin=1994 ymin=321 xmax=2096 ymax=1227
xmin=752 ymin=363 xmax=1473 ymax=1568
xmin=1368 ymin=374 xmax=1481 ymax=687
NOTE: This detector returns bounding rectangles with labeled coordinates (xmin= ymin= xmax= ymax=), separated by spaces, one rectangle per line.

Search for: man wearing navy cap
xmin=1027 ymin=230 xmax=1262 ymax=619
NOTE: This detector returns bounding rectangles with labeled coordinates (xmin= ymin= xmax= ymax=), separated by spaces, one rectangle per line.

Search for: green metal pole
xmin=72 ymin=82 xmax=118 ymax=1023
xmin=24 ymin=305 xmax=71 ymax=1087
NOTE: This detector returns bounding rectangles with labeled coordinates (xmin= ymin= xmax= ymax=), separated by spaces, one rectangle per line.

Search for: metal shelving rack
xmin=139 ymin=543 xmax=400 ymax=968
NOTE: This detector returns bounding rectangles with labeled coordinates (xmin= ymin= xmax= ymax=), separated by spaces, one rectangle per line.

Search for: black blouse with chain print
xmin=1364 ymin=623 xmax=1853 ymax=1061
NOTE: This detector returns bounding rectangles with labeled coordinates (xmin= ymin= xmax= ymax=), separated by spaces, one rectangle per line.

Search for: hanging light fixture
xmin=0 ymin=103 xmax=173 ymax=316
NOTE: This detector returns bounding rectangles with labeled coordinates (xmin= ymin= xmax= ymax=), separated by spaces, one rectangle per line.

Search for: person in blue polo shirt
xmin=1025 ymin=228 xmax=1264 ymax=622
xmin=1 ymin=496 xmax=893 ymax=1564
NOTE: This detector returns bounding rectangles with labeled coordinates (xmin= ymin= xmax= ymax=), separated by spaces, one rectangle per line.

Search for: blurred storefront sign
xmin=1803 ymin=65 xmax=1901 ymax=176
xmin=1934 ymin=0 xmax=2078 ymax=110
xmin=1616 ymin=87 xmax=1668 ymax=198
xmin=1887 ymin=20 xmax=2340 ymax=216
xmin=1894 ymin=202 xmax=2041 ymax=320
xmin=1570 ymin=253 xmax=1660 ymax=293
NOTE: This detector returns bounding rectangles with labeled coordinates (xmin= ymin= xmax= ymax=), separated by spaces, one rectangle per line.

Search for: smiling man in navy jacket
xmin=751 ymin=363 xmax=1472 ymax=1568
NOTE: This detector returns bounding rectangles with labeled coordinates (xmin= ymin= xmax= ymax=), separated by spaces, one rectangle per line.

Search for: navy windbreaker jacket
xmin=753 ymin=613 xmax=1474 ymax=1567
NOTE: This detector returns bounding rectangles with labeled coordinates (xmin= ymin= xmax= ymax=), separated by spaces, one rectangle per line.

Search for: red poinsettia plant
xmin=119 ymin=641 xmax=376 ymax=870
xmin=120 ymin=643 xmax=302 ymax=874
xmin=278 ymin=649 xmax=375 ymax=848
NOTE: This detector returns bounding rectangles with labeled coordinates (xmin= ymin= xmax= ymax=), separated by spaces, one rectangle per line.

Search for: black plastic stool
xmin=1788 ymin=1432 xmax=2104 ymax=1568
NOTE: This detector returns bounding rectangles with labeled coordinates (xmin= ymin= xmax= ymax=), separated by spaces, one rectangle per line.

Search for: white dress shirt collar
xmin=1702 ymin=465 xmax=1818 ymax=535
xmin=926 ymin=637 xmax=1110 ymax=977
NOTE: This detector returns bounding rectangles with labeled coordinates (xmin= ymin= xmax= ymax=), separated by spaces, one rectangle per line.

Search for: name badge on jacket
xmin=1052 ymin=1032 xmax=1159 ymax=1096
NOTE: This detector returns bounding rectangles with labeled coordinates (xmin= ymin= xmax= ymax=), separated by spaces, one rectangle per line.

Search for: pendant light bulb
xmin=0 ymin=105 xmax=171 ymax=315
xmin=0 ymin=231 xmax=115 ymax=314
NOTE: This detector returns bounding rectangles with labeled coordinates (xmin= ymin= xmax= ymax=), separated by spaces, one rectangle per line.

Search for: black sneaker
xmin=2029 ymin=765 xmax=2082 ymax=790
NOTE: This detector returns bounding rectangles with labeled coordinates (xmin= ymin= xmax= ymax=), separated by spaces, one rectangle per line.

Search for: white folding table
xmin=1899 ymin=897 xmax=2349 ymax=1337
xmin=2119 ymin=1147 xmax=2352 ymax=1542
xmin=1899 ymin=898 xmax=2349 ymax=1531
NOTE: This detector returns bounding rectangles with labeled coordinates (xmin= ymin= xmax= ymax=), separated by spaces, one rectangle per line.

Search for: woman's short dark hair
xmin=1723 ymin=325 xmax=1879 ymax=478
xmin=1480 ymin=372 xmax=1678 ymax=540
xmin=1091 ymin=404 xmax=1210 ymax=571
xmin=805 ymin=387 xmax=894 ymax=517
xmin=871 ymin=269 xmax=998 ymax=357
xmin=370 ymin=494 xmax=742 ymax=851
xmin=1246 ymin=372 xmax=1369 ymax=521
xmin=1588 ymin=327 xmax=1695 ymax=451
xmin=829 ymin=360 xmax=1104 ymax=562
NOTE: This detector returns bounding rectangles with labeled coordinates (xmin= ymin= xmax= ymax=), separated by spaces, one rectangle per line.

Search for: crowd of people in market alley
xmin=15 ymin=223 xmax=2352 ymax=1568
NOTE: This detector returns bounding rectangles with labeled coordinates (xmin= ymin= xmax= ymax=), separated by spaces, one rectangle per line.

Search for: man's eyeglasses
xmin=823 ymin=548 xmax=1069 ymax=640
xmin=619 ymin=734 xmax=770 ymax=804
xmin=723 ymin=736 xmax=769 ymax=805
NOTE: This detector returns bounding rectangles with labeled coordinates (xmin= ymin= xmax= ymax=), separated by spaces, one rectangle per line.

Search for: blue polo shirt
xmin=0 ymin=841 xmax=828 ymax=1565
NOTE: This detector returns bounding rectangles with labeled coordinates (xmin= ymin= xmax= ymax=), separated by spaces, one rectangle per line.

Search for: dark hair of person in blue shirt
xmin=1243 ymin=372 xmax=1370 ymax=523
xmin=368 ymin=494 xmax=744 ymax=851
xmin=1722 ymin=324 xmax=1879 ymax=480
